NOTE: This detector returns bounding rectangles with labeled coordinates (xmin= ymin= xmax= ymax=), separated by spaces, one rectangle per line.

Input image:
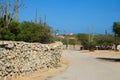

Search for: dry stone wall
xmin=0 ymin=41 xmax=63 ymax=79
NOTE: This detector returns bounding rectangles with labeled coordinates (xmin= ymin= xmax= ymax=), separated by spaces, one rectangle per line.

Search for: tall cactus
xmin=4 ymin=1 xmax=11 ymax=28
xmin=0 ymin=0 xmax=5 ymax=18
xmin=35 ymin=8 xmax=38 ymax=24
xmin=44 ymin=16 xmax=46 ymax=27
xmin=13 ymin=0 xmax=19 ymax=22
xmin=39 ymin=17 xmax=42 ymax=25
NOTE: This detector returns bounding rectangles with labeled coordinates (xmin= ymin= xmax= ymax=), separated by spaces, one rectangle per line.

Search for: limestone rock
xmin=0 ymin=41 xmax=63 ymax=80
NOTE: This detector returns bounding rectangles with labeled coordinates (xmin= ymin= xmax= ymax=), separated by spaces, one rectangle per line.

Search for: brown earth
xmin=80 ymin=50 xmax=120 ymax=58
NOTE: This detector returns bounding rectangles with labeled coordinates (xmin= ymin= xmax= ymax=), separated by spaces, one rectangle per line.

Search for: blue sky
xmin=19 ymin=0 xmax=120 ymax=34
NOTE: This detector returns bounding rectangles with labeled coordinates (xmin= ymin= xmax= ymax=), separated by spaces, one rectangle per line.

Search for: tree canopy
xmin=0 ymin=20 xmax=54 ymax=43
xmin=113 ymin=22 xmax=120 ymax=36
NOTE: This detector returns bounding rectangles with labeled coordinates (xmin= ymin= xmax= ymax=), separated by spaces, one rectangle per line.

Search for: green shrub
xmin=0 ymin=21 xmax=54 ymax=43
xmin=88 ymin=41 xmax=97 ymax=51
xmin=0 ymin=28 xmax=15 ymax=40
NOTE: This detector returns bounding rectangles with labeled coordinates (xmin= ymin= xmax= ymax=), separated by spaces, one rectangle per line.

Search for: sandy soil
xmin=81 ymin=50 xmax=120 ymax=58
xmin=6 ymin=55 xmax=68 ymax=80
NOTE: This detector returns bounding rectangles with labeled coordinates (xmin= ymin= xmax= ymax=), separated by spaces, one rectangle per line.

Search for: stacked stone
xmin=0 ymin=41 xmax=63 ymax=79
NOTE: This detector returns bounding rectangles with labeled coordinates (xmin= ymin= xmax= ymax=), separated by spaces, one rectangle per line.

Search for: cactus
xmin=13 ymin=0 xmax=19 ymax=22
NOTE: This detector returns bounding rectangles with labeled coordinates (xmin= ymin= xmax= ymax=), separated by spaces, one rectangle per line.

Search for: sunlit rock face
xmin=0 ymin=41 xmax=63 ymax=79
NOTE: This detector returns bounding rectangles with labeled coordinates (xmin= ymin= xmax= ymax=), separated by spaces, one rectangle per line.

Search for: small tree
xmin=88 ymin=41 xmax=97 ymax=51
xmin=113 ymin=22 xmax=120 ymax=50
xmin=113 ymin=22 xmax=120 ymax=35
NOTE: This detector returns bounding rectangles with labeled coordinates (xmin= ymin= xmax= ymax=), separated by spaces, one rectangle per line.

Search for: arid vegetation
xmin=0 ymin=0 xmax=54 ymax=43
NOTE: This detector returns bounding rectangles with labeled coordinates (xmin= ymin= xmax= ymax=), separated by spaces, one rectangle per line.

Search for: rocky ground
xmin=0 ymin=41 xmax=63 ymax=80
xmin=8 ymin=55 xmax=68 ymax=80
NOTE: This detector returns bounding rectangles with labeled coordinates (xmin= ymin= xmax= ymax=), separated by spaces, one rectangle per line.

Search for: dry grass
xmin=81 ymin=50 xmax=120 ymax=58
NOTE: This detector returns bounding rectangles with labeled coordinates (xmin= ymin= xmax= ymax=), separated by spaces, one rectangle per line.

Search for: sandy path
xmin=48 ymin=50 xmax=120 ymax=80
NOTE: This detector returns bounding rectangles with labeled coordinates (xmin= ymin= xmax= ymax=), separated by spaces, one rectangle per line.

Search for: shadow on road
xmin=96 ymin=57 xmax=120 ymax=62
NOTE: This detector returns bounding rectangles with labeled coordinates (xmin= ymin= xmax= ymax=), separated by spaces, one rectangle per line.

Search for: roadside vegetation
xmin=0 ymin=0 xmax=120 ymax=45
xmin=0 ymin=0 xmax=54 ymax=43
xmin=56 ymin=22 xmax=120 ymax=51
xmin=0 ymin=21 xmax=54 ymax=43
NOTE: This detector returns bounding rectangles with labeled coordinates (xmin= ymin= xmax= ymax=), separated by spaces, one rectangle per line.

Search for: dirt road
xmin=48 ymin=50 xmax=120 ymax=80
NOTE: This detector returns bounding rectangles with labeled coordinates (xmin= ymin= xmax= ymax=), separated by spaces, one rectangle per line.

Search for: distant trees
xmin=76 ymin=33 xmax=116 ymax=50
xmin=113 ymin=22 xmax=120 ymax=36
xmin=112 ymin=22 xmax=120 ymax=50
xmin=76 ymin=34 xmax=88 ymax=46
xmin=94 ymin=34 xmax=114 ymax=46
xmin=74 ymin=22 xmax=120 ymax=50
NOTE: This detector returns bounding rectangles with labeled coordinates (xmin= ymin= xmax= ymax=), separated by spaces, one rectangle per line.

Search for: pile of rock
xmin=0 ymin=41 xmax=63 ymax=79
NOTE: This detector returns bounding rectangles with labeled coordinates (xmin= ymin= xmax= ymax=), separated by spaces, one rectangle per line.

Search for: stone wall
xmin=0 ymin=41 xmax=63 ymax=79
